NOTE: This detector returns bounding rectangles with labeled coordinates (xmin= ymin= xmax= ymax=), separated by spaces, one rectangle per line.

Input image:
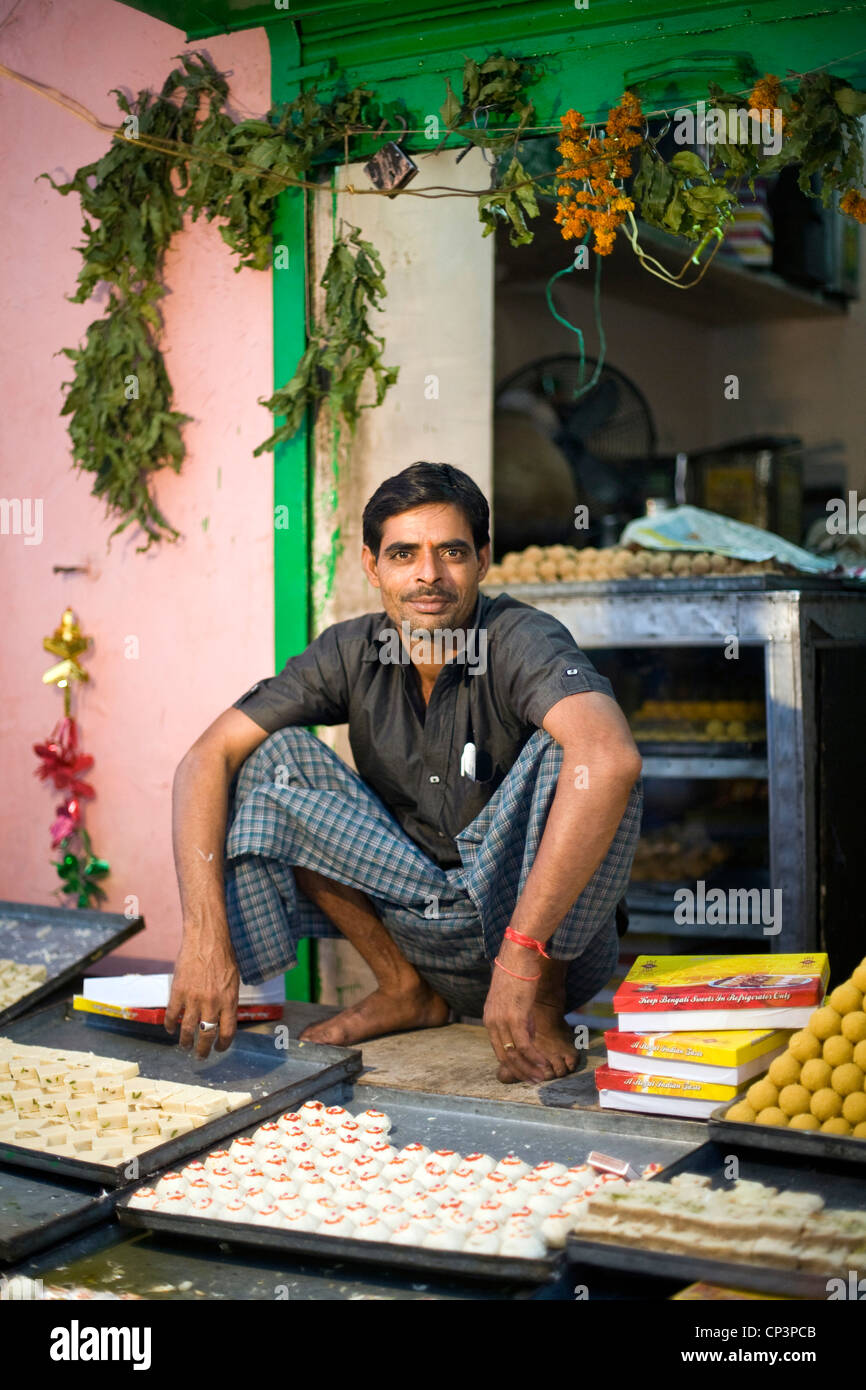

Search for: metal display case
xmin=493 ymin=576 xmax=866 ymax=974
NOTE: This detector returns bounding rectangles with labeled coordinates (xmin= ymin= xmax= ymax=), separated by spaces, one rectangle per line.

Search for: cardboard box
xmin=604 ymin=1028 xmax=789 ymax=1086
xmin=595 ymin=1063 xmax=749 ymax=1120
xmin=613 ymin=954 xmax=829 ymax=1032
xmin=73 ymin=972 xmax=284 ymax=1024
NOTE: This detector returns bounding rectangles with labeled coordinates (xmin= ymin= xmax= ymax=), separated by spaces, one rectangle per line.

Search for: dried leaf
xmin=255 ymin=225 xmax=398 ymax=454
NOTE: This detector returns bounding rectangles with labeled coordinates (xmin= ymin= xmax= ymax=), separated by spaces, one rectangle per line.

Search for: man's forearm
xmin=506 ymin=745 xmax=639 ymax=948
xmin=171 ymin=742 xmax=233 ymax=943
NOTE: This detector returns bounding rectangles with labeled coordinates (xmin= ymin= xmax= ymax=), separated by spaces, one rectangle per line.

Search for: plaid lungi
xmin=224 ymin=726 xmax=642 ymax=1016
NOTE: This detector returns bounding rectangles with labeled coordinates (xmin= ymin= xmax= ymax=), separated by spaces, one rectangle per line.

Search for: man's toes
xmin=546 ymin=1056 xmax=569 ymax=1079
xmin=299 ymin=1020 xmax=341 ymax=1044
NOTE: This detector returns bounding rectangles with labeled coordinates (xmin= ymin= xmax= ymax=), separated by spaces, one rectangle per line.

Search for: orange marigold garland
xmin=555 ymin=91 xmax=644 ymax=255
xmin=748 ymin=74 xmax=782 ymax=113
xmin=840 ymin=188 xmax=866 ymax=224
xmin=747 ymin=71 xmax=796 ymax=134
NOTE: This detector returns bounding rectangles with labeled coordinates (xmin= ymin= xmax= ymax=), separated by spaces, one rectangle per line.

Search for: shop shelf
xmin=640 ymin=754 xmax=768 ymax=779
xmin=510 ymin=579 xmax=866 ymax=962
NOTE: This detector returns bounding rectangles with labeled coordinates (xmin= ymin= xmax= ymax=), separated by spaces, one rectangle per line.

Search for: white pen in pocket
xmin=460 ymin=741 xmax=476 ymax=780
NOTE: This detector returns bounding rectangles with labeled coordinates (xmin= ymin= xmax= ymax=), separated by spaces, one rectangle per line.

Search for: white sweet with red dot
xmin=126 ymin=1099 xmax=656 ymax=1260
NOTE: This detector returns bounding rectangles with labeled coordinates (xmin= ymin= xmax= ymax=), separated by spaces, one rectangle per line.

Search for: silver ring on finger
xmin=199 ymin=1021 xmax=218 ymax=1033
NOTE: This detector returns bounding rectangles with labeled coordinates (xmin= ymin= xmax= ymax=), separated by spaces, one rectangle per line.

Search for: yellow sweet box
xmin=614 ymin=954 xmax=830 ymax=1032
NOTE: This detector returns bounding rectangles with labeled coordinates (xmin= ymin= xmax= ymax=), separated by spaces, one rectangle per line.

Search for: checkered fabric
xmin=223 ymin=726 xmax=642 ymax=1016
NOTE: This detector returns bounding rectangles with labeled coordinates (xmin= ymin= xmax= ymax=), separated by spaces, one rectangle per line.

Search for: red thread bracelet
xmin=504 ymin=927 xmax=551 ymax=959
xmin=494 ymin=956 xmax=541 ymax=983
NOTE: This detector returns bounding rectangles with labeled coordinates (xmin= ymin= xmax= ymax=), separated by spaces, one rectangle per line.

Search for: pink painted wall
xmin=0 ymin=2 xmax=273 ymax=960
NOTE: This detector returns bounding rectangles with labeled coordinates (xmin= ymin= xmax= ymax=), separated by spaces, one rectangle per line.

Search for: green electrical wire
xmin=545 ymin=261 xmax=586 ymax=377
xmin=544 ymin=235 xmax=606 ymax=401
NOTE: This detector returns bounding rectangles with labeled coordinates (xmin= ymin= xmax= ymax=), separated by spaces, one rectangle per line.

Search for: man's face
xmin=362 ymin=502 xmax=490 ymax=634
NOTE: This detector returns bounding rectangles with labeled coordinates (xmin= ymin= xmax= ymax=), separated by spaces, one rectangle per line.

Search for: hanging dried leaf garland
xmin=632 ymin=146 xmax=737 ymax=249
xmin=479 ymin=155 xmax=540 ymax=246
xmin=43 ymin=49 xmax=866 ymax=550
xmin=440 ymin=53 xmax=542 ymax=247
xmin=254 ymin=225 xmax=398 ymax=453
xmin=43 ymin=52 xmax=384 ymax=549
xmin=709 ymin=70 xmax=866 ymax=206
xmin=57 ymin=292 xmax=189 ymax=549
xmin=44 ymin=48 xmax=545 ymax=541
xmin=40 ymin=57 xmax=214 ymax=550
xmin=256 ymin=54 xmax=544 ymax=446
xmin=439 ymin=52 xmax=537 ymax=139
xmin=555 ymin=71 xmax=866 ymax=281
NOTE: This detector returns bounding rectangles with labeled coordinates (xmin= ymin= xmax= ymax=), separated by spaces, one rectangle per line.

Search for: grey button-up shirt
xmin=232 ymin=591 xmax=615 ymax=870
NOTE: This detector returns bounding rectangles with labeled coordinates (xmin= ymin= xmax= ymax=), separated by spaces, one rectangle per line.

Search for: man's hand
xmin=482 ymin=689 xmax=640 ymax=1086
xmin=169 ymin=710 xmax=271 ymax=1061
xmin=165 ymin=926 xmax=239 ymax=1060
xmin=482 ymin=952 xmax=555 ymax=1084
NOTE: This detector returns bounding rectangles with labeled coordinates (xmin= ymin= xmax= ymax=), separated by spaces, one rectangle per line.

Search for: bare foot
xmin=299 ymin=979 xmax=449 ymax=1048
xmin=497 ymin=1001 xmax=579 ymax=1084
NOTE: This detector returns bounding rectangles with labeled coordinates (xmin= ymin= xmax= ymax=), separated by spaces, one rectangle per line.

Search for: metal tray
xmin=566 ymin=1138 xmax=866 ymax=1299
xmin=628 ymin=868 xmax=770 ymax=914
xmin=9 ymin=1219 xmax=560 ymax=1301
xmin=634 ymin=739 xmax=766 ymax=759
xmin=0 ymin=1003 xmax=362 ymax=1187
xmin=0 ymin=1165 xmax=116 ymax=1263
xmin=488 ymin=575 xmax=864 ymax=595
xmin=118 ymin=1206 xmax=562 ymax=1285
xmin=117 ymin=1080 xmax=705 ymax=1286
xmin=0 ymin=900 xmax=144 ymax=1026
xmin=709 ymin=1103 xmax=866 ymax=1168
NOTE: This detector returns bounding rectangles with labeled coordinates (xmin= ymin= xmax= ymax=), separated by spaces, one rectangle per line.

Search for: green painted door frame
xmin=268 ymin=1 xmax=866 ymax=125
xmin=262 ymin=0 xmax=866 ymax=999
xmin=269 ymin=24 xmax=315 ymax=1001
xmin=186 ymin=0 xmax=866 ymax=1004
xmin=101 ymin=3 xmax=865 ymax=1002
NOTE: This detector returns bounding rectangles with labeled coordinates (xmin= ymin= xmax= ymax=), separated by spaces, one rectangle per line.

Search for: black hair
xmin=362 ymin=462 xmax=490 ymax=557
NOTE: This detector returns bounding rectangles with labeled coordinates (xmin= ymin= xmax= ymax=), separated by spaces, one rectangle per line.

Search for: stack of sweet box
xmin=594 ymin=954 xmax=831 ymax=1120
xmin=722 ymin=182 xmax=774 ymax=267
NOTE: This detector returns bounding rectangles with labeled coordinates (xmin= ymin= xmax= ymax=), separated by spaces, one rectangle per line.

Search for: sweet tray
xmin=566 ymin=1139 xmax=866 ymax=1298
xmin=0 ymin=900 xmax=144 ymax=1026
xmin=0 ymin=1164 xmax=116 ymax=1263
xmin=709 ymin=1102 xmax=866 ymax=1168
xmin=634 ymin=739 xmax=766 ymax=759
xmin=117 ymin=1082 xmax=704 ymax=1285
xmin=0 ymin=1004 xmax=362 ymax=1187
xmin=489 ymin=574 xmax=864 ymax=595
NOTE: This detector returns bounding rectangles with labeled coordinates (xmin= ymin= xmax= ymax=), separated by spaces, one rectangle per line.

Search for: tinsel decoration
xmin=33 ymin=609 xmax=110 ymax=908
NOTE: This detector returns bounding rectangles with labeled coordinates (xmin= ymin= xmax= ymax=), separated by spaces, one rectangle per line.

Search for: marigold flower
xmin=555 ymin=92 xmax=643 ymax=254
xmin=748 ymin=72 xmax=790 ymax=134
xmin=840 ymin=188 xmax=866 ymax=224
xmin=748 ymin=74 xmax=782 ymax=112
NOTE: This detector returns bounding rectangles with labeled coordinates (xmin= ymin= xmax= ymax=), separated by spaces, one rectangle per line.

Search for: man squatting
xmin=168 ymin=463 xmax=642 ymax=1084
